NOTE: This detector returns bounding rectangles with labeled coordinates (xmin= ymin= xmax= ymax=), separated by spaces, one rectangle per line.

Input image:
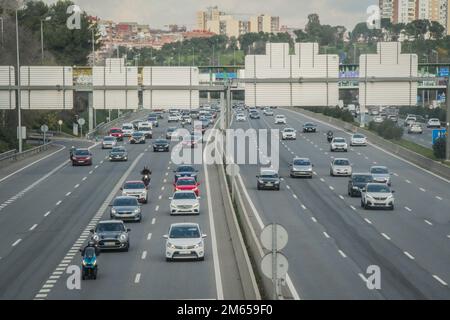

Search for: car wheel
xmin=198 ymin=256 xmax=205 ymax=261
xmin=166 ymin=257 xmax=172 ymax=262
xmin=364 ymin=202 xmax=369 ymax=210
xmin=257 ymin=185 xmax=261 ymax=190
xmin=330 ymin=171 xmax=333 ymax=176
xmin=348 ymin=190 xmax=352 ymax=197
xmin=124 ymin=244 xmax=129 ymax=252
xmin=389 ymin=205 xmax=394 ymax=211
xmin=361 ymin=200 xmax=364 ymax=208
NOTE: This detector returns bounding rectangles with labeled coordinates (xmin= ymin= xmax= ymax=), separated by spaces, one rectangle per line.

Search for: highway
xmin=0 ymin=114 xmax=245 ymax=300
xmin=232 ymin=107 xmax=450 ymax=299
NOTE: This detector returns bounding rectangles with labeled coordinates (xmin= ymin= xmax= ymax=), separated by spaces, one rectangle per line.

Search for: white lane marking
xmin=364 ymin=156 xmax=369 ymax=160
xmin=381 ymin=233 xmax=391 ymax=241
xmin=311 ymin=217 xmax=317 ymax=223
xmin=339 ymin=195 xmax=344 ymax=200
xmin=134 ymin=273 xmax=141 ymax=284
xmin=358 ymin=273 xmax=368 ymax=283
xmin=56 ymin=200 xmax=62 ymax=206
xmin=404 ymin=251 xmax=415 ymax=260
xmin=74 ymin=184 xmax=79 ymax=189
xmin=147 ymin=233 xmax=152 ymax=240
xmin=320 ymin=178 xmax=325 ymax=182
xmin=161 ymin=186 xmax=165 ymax=191
xmin=29 ymin=224 xmax=38 ymax=231
xmin=329 ymin=186 xmax=334 ymax=191
xmin=393 ymin=173 xmax=399 ymax=177
xmin=404 ymin=206 xmax=412 ymax=212
xmin=323 ymin=232 xmax=330 ymax=239
xmin=436 ymin=196 xmax=443 ymax=200
xmin=12 ymin=239 xmax=22 ymax=247
xmin=100 ymin=160 xmax=104 ymax=164
xmin=424 ymin=219 xmax=433 ymax=226
xmin=0 ymin=144 xmax=66 ymax=184
xmin=419 ymin=187 xmax=426 ymax=192
xmin=433 ymin=275 xmax=448 ymax=286
xmin=89 ymin=170 xmax=93 ymax=174
xmin=364 ymin=218 xmax=373 ymax=225
xmin=286 ymin=185 xmax=291 ymax=190
xmin=350 ymin=205 xmax=356 ymax=211
xmin=165 ymin=172 xmax=168 ymax=176
xmin=151 ymin=218 xmax=156 ymax=224
xmin=293 ymin=194 xmax=298 ymax=199
xmin=65 ymin=192 xmax=71 ymax=196
xmin=44 ymin=211 xmax=51 ymax=217
xmin=338 ymin=250 xmax=347 ymax=258
xmin=95 ymin=165 xmax=99 ymax=169
xmin=82 ymin=177 xmax=87 ymax=181
xmin=301 ymin=204 xmax=307 ymax=210
xmin=141 ymin=251 xmax=147 ymax=260
xmin=158 ymin=195 xmax=162 ymax=200
xmin=405 ymin=180 xmax=411 ymax=184
xmin=155 ymin=205 xmax=159 ymax=211
xmin=163 ymin=179 xmax=167 ymax=183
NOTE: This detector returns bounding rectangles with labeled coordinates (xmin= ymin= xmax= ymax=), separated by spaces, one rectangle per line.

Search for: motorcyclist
xmin=327 ymin=130 xmax=333 ymax=142
xmin=141 ymin=166 xmax=152 ymax=186
xmin=69 ymin=146 xmax=76 ymax=160
xmin=80 ymin=240 xmax=101 ymax=257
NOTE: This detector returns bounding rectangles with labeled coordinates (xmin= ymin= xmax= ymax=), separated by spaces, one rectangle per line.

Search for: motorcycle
xmin=81 ymin=247 xmax=98 ymax=280
xmin=327 ymin=135 xmax=333 ymax=143
xmin=142 ymin=174 xmax=151 ymax=187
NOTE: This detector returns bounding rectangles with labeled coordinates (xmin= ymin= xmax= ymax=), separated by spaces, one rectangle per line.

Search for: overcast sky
xmin=43 ymin=0 xmax=375 ymax=30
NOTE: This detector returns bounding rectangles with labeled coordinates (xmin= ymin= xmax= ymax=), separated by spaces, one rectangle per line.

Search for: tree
xmin=429 ymin=21 xmax=445 ymax=40
xmin=433 ymin=137 xmax=446 ymax=159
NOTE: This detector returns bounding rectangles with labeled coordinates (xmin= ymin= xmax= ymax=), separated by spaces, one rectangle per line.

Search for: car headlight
xmin=258 ymin=179 xmax=264 ymax=183
xmin=167 ymin=242 xmax=176 ymax=249
xmin=170 ymin=203 xmax=177 ymax=209
xmin=307 ymin=168 xmax=312 ymax=171
xmin=134 ymin=208 xmax=140 ymax=214
xmin=366 ymin=194 xmax=374 ymax=200
xmin=111 ymin=208 xmax=117 ymax=214
xmin=194 ymin=241 xmax=203 ymax=249
xmin=193 ymin=203 xmax=199 ymax=208
xmin=119 ymin=234 xmax=127 ymax=242
xmin=92 ymin=234 xmax=99 ymax=241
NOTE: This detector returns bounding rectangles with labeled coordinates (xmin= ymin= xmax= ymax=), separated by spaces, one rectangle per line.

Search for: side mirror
xmin=392 ymin=190 xmax=396 ymax=193
xmin=361 ymin=188 xmax=366 ymax=192
xmin=169 ymin=197 xmax=173 ymax=200
xmin=127 ymin=228 xmax=131 ymax=232
xmin=120 ymin=187 xmax=123 ymax=190
xmin=89 ymin=229 xmax=94 ymax=233
xmin=163 ymin=235 xmax=168 ymax=239
xmin=197 ymin=196 xmax=201 ymax=200
xmin=202 ymin=234 xmax=207 ymax=238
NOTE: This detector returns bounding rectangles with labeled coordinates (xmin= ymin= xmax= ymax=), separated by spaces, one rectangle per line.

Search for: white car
xmin=182 ymin=115 xmax=192 ymax=124
xmin=404 ymin=116 xmax=417 ymax=127
xmin=263 ymin=108 xmax=274 ymax=116
xmin=121 ymin=180 xmax=148 ymax=204
xmin=281 ymin=128 xmax=296 ymax=140
xmin=236 ymin=113 xmax=246 ymax=122
xmin=168 ymin=113 xmax=181 ymax=122
xmin=350 ymin=133 xmax=367 ymax=146
xmin=169 ymin=190 xmax=200 ymax=215
xmin=408 ymin=123 xmax=423 ymax=134
xmin=427 ymin=118 xmax=441 ymax=128
xmin=121 ymin=123 xmax=134 ymax=137
xmin=164 ymin=223 xmax=206 ymax=261
xmin=330 ymin=137 xmax=348 ymax=152
xmin=361 ymin=183 xmax=395 ymax=210
xmin=275 ymin=115 xmax=287 ymax=124
xmin=369 ymin=109 xmax=379 ymax=116
xmin=373 ymin=116 xmax=384 ymax=123
xmin=330 ymin=158 xmax=352 ymax=176
xmin=102 ymin=136 xmax=117 ymax=149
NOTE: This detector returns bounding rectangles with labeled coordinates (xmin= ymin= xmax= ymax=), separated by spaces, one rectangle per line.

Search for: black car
xmin=348 ymin=173 xmax=373 ymax=197
xmin=153 ymin=139 xmax=170 ymax=152
xmin=303 ymin=122 xmax=317 ymax=133
xmin=109 ymin=146 xmax=128 ymax=161
xmin=166 ymin=127 xmax=177 ymax=140
xmin=174 ymin=165 xmax=198 ymax=182
xmin=130 ymin=132 xmax=145 ymax=144
xmin=249 ymin=111 xmax=260 ymax=119
xmin=256 ymin=169 xmax=280 ymax=191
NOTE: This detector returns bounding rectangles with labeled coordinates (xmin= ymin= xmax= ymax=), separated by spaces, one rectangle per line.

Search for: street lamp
xmin=15 ymin=5 xmax=26 ymax=153
xmin=0 ymin=17 xmax=4 ymax=47
xmin=40 ymin=16 xmax=52 ymax=64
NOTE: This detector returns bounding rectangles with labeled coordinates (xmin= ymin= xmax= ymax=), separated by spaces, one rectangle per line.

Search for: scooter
xmin=81 ymin=247 xmax=98 ymax=280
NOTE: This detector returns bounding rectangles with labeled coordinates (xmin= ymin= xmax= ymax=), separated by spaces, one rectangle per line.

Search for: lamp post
xmin=0 ymin=17 xmax=4 ymax=47
xmin=40 ymin=16 xmax=52 ymax=64
xmin=15 ymin=9 xmax=23 ymax=152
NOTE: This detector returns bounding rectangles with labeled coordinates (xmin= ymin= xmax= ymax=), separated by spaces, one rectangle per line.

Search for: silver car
xmin=290 ymin=158 xmax=313 ymax=178
xmin=102 ymin=136 xmax=117 ymax=149
xmin=330 ymin=158 xmax=352 ymax=177
xmin=110 ymin=196 xmax=142 ymax=222
xmin=370 ymin=166 xmax=392 ymax=186
xmin=169 ymin=190 xmax=200 ymax=215
xmin=330 ymin=137 xmax=348 ymax=152
xmin=121 ymin=181 xmax=148 ymax=203
xmin=361 ymin=183 xmax=395 ymax=210
xmin=91 ymin=220 xmax=130 ymax=251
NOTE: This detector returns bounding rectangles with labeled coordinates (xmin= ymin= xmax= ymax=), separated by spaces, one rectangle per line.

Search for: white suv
xmin=275 ymin=115 xmax=287 ymax=124
xmin=361 ymin=183 xmax=395 ymax=210
xmin=121 ymin=181 xmax=148 ymax=204
xmin=281 ymin=128 xmax=296 ymax=140
xmin=164 ymin=223 xmax=206 ymax=261
xmin=330 ymin=137 xmax=348 ymax=152
xmin=427 ymin=118 xmax=441 ymax=128
xmin=169 ymin=191 xmax=200 ymax=215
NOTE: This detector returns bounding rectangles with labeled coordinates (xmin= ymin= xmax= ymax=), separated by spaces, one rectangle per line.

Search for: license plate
xmin=78 ymin=161 xmax=84 ymax=163
xmin=179 ymin=250 xmax=190 ymax=255
xmin=266 ymin=183 xmax=273 ymax=187
xmin=105 ymin=242 xmax=116 ymax=246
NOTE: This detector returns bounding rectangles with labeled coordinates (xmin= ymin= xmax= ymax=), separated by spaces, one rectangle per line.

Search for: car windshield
xmin=167 ymin=128 xmax=176 ymax=132
xmin=133 ymin=133 xmax=143 ymax=137
xmin=177 ymin=166 xmax=195 ymax=172
xmin=371 ymin=167 xmax=388 ymax=174
xmin=261 ymin=173 xmax=278 ymax=178
xmin=353 ymin=175 xmax=373 ymax=183
xmin=367 ymin=184 xmax=391 ymax=193
xmin=149 ymin=117 xmax=157 ymax=120
xmin=111 ymin=147 xmax=125 ymax=152
xmin=334 ymin=160 xmax=350 ymax=166
xmin=84 ymin=247 xmax=96 ymax=258
xmin=304 ymin=123 xmax=315 ymax=127
xmin=276 ymin=115 xmax=285 ymax=118
xmin=124 ymin=182 xmax=145 ymax=189
xmin=334 ymin=138 xmax=346 ymax=143
xmin=96 ymin=223 xmax=125 ymax=232
xmin=173 ymin=192 xmax=196 ymax=200
xmin=110 ymin=129 xmax=121 ymax=133
xmin=104 ymin=137 xmax=115 ymax=141
xmin=294 ymin=159 xmax=310 ymax=166
xmin=122 ymin=126 xmax=133 ymax=130
xmin=140 ymin=127 xmax=151 ymax=131
xmin=177 ymin=179 xmax=196 ymax=186
xmin=353 ymin=134 xmax=365 ymax=139
xmin=75 ymin=150 xmax=89 ymax=156
xmin=169 ymin=226 xmax=200 ymax=239
xmin=113 ymin=198 xmax=138 ymax=206
xmin=284 ymin=129 xmax=294 ymax=132
xmin=155 ymin=139 xmax=168 ymax=144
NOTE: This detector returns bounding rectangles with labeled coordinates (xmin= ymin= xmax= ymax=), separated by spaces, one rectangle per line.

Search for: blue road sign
xmin=432 ymin=128 xmax=447 ymax=145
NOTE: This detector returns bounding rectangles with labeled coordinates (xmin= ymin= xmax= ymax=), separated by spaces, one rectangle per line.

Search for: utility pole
xmin=40 ymin=16 xmax=51 ymax=64
xmin=16 ymin=9 xmax=23 ymax=153
xmin=0 ymin=17 xmax=4 ymax=47
xmin=446 ymin=77 xmax=450 ymax=161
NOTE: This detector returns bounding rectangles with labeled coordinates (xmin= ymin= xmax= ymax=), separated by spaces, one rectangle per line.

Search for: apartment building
xmin=249 ymin=14 xmax=280 ymax=33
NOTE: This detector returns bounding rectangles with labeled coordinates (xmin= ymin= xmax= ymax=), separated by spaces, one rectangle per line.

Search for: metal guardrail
xmin=0 ymin=149 xmax=16 ymax=161
xmin=0 ymin=143 xmax=52 ymax=165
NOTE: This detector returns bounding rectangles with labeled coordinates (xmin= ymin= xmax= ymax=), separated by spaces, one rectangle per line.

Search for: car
xmin=204 ymin=115 xmax=214 ymax=125
xmin=153 ymin=139 xmax=170 ymax=152
xmin=249 ymin=111 xmax=260 ymax=119
xmin=139 ymin=126 xmax=153 ymax=139
xmin=109 ymin=146 xmax=128 ymax=161
xmin=102 ymin=136 xmax=117 ymax=149
xmin=370 ymin=166 xmax=392 ymax=186
xmin=289 ymin=157 xmax=313 ymax=178
xmin=302 ymin=122 xmax=317 ymax=133
xmin=369 ymin=109 xmax=379 ymax=116
xmin=263 ymin=108 xmax=274 ymax=116
xmin=330 ymin=158 xmax=352 ymax=176
xmin=281 ymin=128 xmax=297 ymax=140
xmin=147 ymin=115 xmax=159 ymax=127
xmin=408 ymin=123 xmax=423 ymax=134
xmin=182 ymin=115 xmax=192 ymax=124
xmin=121 ymin=123 xmax=134 ymax=137
xmin=169 ymin=190 xmax=200 ymax=215
xmin=166 ymin=127 xmax=178 ymax=140
xmin=248 ymin=106 xmax=257 ymax=113
xmin=427 ymin=118 xmax=441 ymax=128
xmin=404 ymin=115 xmax=417 ymax=127
xmin=168 ymin=113 xmax=181 ymax=122
xmin=350 ymin=133 xmax=367 ymax=146
xmin=174 ymin=165 xmax=198 ymax=182
xmin=190 ymin=110 xmax=199 ymax=119
xmin=72 ymin=148 xmax=93 ymax=166
xmin=155 ymin=111 xmax=164 ymax=119
xmin=275 ymin=115 xmax=287 ymax=124
xmin=256 ymin=169 xmax=280 ymax=190
xmin=348 ymin=173 xmax=373 ymax=197
xmin=109 ymin=128 xmax=124 ymax=141
xmin=164 ymin=223 xmax=206 ymax=261
xmin=173 ymin=177 xmax=200 ymax=196
xmin=361 ymin=183 xmax=395 ymax=210
xmin=387 ymin=115 xmax=398 ymax=123
xmin=121 ymin=180 xmax=148 ymax=203
xmin=373 ymin=116 xmax=384 ymax=124
xmin=182 ymin=135 xmax=199 ymax=148
xmin=129 ymin=132 xmax=145 ymax=144
xmin=330 ymin=137 xmax=348 ymax=152
xmin=236 ymin=113 xmax=246 ymax=121
xmin=110 ymin=196 xmax=142 ymax=222
xmin=91 ymin=220 xmax=130 ymax=251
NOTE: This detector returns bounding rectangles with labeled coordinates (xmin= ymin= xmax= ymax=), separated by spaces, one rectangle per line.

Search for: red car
xmin=109 ymin=128 xmax=124 ymax=141
xmin=72 ymin=148 xmax=93 ymax=166
xmin=173 ymin=177 xmax=200 ymax=196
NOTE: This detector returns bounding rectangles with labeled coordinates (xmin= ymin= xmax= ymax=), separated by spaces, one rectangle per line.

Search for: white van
xmin=121 ymin=123 xmax=134 ymax=137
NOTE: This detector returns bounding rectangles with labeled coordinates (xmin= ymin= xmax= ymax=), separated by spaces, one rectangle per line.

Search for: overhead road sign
xmin=20 ymin=66 xmax=73 ymax=110
xmin=0 ymin=66 xmax=16 ymax=110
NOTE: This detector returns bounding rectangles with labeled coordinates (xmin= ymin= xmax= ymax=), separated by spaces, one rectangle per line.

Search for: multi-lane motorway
xmin=232 ymin=107 xmax=450 ymax=299
xmin=0 ymin=115 xmax=245 ymax=300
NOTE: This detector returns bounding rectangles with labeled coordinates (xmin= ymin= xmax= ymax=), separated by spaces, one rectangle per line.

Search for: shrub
xmin=368 ymin=119 xmax=403 ymax=140
xmin=433 ymin=137 xmax=447 ymax=159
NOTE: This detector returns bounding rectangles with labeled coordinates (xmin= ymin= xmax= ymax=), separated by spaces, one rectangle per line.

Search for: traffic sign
xmin=432 ymin=128 xmax=446 ymax=145
xmin=40 ymin=125 xmax=49 ymax=133
xmin=260 ymin=224 xmax=288 ymax=251
xmin=77 ymin=118 xmax=85 ymax=126
xmin=261 ymin=252 xmax=289 ymax=279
